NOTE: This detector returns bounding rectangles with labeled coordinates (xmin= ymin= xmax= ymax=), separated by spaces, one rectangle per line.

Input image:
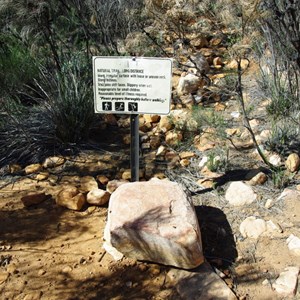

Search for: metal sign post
xmin=130 ymin=114 xmax=139 ymax=182
xmin=92 ymin=56 xmax=172 ymax=182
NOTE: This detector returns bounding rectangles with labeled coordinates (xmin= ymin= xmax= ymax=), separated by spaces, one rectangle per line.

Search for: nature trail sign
xmin=93 ymin=56 xmax=172 ymax=115
xmin=92 ymin=56 xmax=172 ymax=182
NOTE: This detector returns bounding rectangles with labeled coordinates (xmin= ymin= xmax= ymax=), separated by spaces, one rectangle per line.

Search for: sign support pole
xmin=130 ymin=114 xmax=139 ymax=182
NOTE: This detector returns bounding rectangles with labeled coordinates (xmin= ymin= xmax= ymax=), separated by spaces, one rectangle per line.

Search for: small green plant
xmin=206 ymin=148 xmax=229 ymax=172
xmin=271 ymin=168 xmax=293 ymax=189
xmin=265 ymin=123 xmax=299 ymax=156
xmin=192 ymin=105 xmax=228 ymax=140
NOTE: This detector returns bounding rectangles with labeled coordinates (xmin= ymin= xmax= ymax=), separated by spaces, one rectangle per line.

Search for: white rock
xmin=177 ymin=73 xmax=203 ymax=96
xmin=103 ymin=178 xmax=204 ymax=269
xmin=266 ymin=220 xmax=282 ymax=234
xmin=239 ymin=216 xmax=267 ymax=239
xmin=87 ymin=189 xmax=110 ymax=206
xmin=156 ymin=145 xmax=166 ymax=156
xmin=225 ymin=181 xmax=257 ymax=206
xmin=286 ymin=234 xmax=300 ymax=256
xmin=198 ymin=156 xmax=208 ymax=168
xmin=273 ymin=266 xmax=299 ymax=297
xmin=264 ymin=199 xmax=274 ymax=209
xmin=269 ymin=154 xmax=281 ymax=166
xmin=230 ymin=111 xmax=240 ymax=118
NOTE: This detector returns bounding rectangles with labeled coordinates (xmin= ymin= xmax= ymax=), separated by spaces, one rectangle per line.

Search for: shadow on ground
xmin=0 ymin=199 xmax=89 ymax=244
xmin=195 ymin=205 xmax=238 ymax=269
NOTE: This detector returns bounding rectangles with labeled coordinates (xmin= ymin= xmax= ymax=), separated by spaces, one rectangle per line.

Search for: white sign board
xmin=93 ymin=56 xmax=172 ymax=115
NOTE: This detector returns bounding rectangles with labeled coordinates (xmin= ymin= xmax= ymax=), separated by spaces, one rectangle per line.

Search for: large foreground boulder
xmin=103 ymin=178 xmax=204 ymax=269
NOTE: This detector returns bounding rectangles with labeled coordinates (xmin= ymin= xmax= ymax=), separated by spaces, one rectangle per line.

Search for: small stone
xmin=25 ymin=163 xmax=43 ymax=175
xmin=159 ymin=116 xmax=173 ymax=133
xmin=106 ymin=180 xmax=129 ymax=194
xmin=96 ymin=175 xmax=110 ymax=185
xmin=79 ymin=176 xmax=98 ymax=193
xmin=21 ymin=192 xmax=48 ymax=207
xmin=262 ymin=279 xmax=269 ymax=286
xmin=35 ymin=172 xmax=49 ymax=181
xmin=248 ymin=172 xmax=268 ymax=185
xmin=43 ymin=156 xmax=65 ymax=168
xmin=180 ymin=159 xmax=190 ymax=167
xmin=177 ymin=73 xmax=204 ymax=96
xmin=285 ymin=153 xmax=300 ymax=172
xmin=165 ymin=131 xmax=183 ymax=146
xmin=239 ymin=216 xmax=267 ymax=239
xmin=230 ymin=111 xmax=240 ymax=118
xmin=214 ymin=102 xmax=226 ymax=111
xmin=266 ymin=220 xmax=283 ymax=234
xmin=198 ymin=156 xmax=208 ymax=168
xmin=273 ymin=266 xmax=299 ymax=297
xmin=269 ymin=154 xmax=282 ymax=166
xmin=121 ymin=170 xmax=132 ymax=180
xmin=286 ymin=234 xmax=300 ymax=256
xmin=87 ymin=189 xmax=110 ymax=206
xmin=225 ymin=182 xmax=257 ymax=206
xmin=8 ymin=164 xmax=22 ymax=174
xmin=197 ymin=179 xmax=215 ymax=189
xmin=56 ymin=186 xmax=86 ymax=211
xmin=179 ymin=151 xmax=195 ymax=160
xmin=225 ymin=128 xmax=240 ymax=137
xmin=226 ymin=59 xmax=249 ymax=70
xmin=87 ymin=206 xmax=96 ymax=214
xmin=264 ymin=199 xmax=274 ymax=209
xmin=156 ymin=145 xmax=166 ymax=156
xmin=213 ymin=57 xmax=223 ymax=66
xmin=149 ymin=265 xmax=161 ymax=276
xmin=38 ymin=269 xmax=46 ymax=276
xmin=62 ymin=266 xmax=73 ymax=273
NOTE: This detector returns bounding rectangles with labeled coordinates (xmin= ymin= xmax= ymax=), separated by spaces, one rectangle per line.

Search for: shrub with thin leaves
xmin=41 ymin=54 xmax=96 ymax=144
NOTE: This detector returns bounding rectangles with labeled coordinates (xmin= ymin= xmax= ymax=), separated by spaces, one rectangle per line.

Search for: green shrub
xmin=40 ymin=54 xmax=96 ymax=144
xmin=206 ymin=148 xmax=229 ymax=172
xmin=265 ymin=123 xmax=299 ymax=156
xmin=0 ymin=34 xmax=38 ymax=98
xmin=192 ymin=105 xmax=228 ymax=139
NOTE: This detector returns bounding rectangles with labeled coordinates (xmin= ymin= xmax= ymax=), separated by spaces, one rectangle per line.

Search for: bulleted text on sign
xmin=93 ymin=57 xmax=172 ymax=115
